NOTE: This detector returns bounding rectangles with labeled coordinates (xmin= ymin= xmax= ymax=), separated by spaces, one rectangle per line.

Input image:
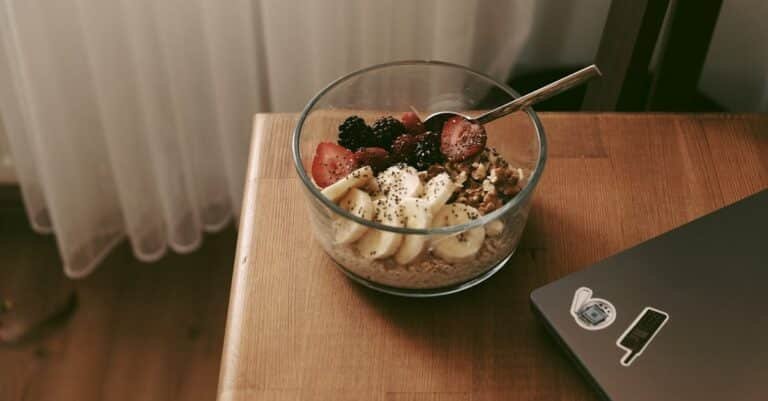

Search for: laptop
xmin=531 ymin=189 xmax=768 ymax=401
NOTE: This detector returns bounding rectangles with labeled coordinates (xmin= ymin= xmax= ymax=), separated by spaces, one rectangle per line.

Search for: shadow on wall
xmin=511 ymin=0 xmax=609 ymax=77
xmin=700 ymin=0 xmax=768 ymax=112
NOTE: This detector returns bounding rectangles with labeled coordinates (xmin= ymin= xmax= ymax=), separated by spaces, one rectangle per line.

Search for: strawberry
xmin=311 ymin=142 xmax=356 ymax=188
xmin=401 ymin=111 xmax=426 ymax=135
xmin=440 ymin=116 xmax=487 ymax=162
xmin=353 ymin=147 xmax=390 ymax=173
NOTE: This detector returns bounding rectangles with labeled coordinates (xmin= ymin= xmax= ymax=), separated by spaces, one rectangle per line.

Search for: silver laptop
xmin=531 ymin=189 xmax=768 ymax=401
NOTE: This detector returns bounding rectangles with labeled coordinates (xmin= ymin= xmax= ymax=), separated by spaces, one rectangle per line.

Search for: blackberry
xmin=390 ymin=134 xmax=419 ymax=165
xmin=370 ymin=116 xmax=406 ymax=150
xmin=413 ymin=131 xmax=443 ymax=170
xmin=338 ymin=116 xmax=372 ymax=150
xmin=417 ymin=130 xmax=441 ymax=148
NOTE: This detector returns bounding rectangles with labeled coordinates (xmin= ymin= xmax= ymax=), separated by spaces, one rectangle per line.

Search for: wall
xmin=520 ymin=0 xmax=768 ymax=113
xmin=512 ymin=0 xmax=611 ymax=76
xmin=699 ymin=0 xmax=768 ymax=112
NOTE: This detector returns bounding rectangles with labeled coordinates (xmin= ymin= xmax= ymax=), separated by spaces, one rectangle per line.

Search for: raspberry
xmin=401 ymin=111 xmax=426 ymax=134
xmin=352 ymin=147 xmax=391 ymax=173
xmin=338 ymin=116 xmax=372 ymax=150
xmin=370 ymin=116 xmax=406 ymax=150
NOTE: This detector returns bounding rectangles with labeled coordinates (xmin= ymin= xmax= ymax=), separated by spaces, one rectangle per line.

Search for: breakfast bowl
xmin=292 ymin=61 xmax=546 ymax=297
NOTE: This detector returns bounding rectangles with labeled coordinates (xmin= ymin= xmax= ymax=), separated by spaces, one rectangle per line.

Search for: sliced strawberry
xmin=440 ymin=116 xmax=487 ymax=162
xmin=353 ymin=147 xmax=390 ymax=173
xmin=400 ymin=111 xmax=426 ymax=135
xmin=311 ymin=142 xmax=356 ymax=188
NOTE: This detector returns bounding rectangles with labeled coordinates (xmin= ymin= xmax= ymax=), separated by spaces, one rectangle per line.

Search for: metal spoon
xmin=422 ymin=64 xmax=602 ymax=131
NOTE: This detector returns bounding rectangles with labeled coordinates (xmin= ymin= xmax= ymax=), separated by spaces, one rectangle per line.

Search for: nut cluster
xmin=440 ymin=148 xmax=523 ymax=214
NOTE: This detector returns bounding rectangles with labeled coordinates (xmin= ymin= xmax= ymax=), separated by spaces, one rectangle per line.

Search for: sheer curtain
xmin=0 ymin=0 xmax=534 ymax=278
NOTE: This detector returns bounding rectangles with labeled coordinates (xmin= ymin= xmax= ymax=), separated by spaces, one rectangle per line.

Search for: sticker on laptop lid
xmin=571 ymin=287 xmax=616 ymax=331
xmin=616 ymin=306 xmax=669 ymax=366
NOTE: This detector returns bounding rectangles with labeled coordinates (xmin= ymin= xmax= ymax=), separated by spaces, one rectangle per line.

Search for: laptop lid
xmin=531 ymin=189 xmax=768 ymax=401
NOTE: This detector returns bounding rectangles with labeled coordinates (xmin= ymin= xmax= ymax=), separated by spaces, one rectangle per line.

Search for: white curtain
xmin=0 ymin=0 xmax=534 ymax=278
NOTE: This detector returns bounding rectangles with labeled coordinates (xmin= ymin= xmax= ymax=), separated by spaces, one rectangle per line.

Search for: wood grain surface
xmin=0 ymin=206 xmax=235 ymax=401
xmin=218 ymin=113 xmax=768 ymax=401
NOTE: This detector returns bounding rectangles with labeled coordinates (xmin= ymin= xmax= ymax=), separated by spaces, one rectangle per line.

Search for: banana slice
xmin=321 ymin=166 xmax=375 ymax=202
xmin=485 ymin=219 xmax=504 ymax=237
xmin=362 ymin=175 xmax=380 ymax=194
xmin=423 ymin=173 xmax=458 ymax=213
xmin=431 ymin=203 xmax=486 ymax=263
xmin=333 ymin=188 xmax=373 ymax=244
xmin=356 ymin=197 xmax=404 ymax=259
xmin=377 ymin=165 xmax=423 ymax=200
xmin=394 ymin=197 xmax=432 ymax=265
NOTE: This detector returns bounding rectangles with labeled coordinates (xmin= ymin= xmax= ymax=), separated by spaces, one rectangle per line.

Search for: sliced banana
xmin=356 ymin=197 xmax=403 ymax=259
xmin=394 ymin=197 xmax=433 ymax=265
xmin=333 ymin=188 xmax=373 ymax=244
xmin=362 ymin=175 xmax=380 ymax=194
xmin=423 ymin=173 xmax=457 ymax=213
xmin=485 ymin=219 xmax=504 ymax=237
xmin=321 ymin=166 xmax=374 ymax=202
xmin=377 ymin=165 xmax=423 ymax=200
xmin=431 ymin=203 xmax=486 ymax=263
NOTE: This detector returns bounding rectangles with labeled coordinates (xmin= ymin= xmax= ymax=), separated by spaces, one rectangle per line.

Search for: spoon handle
xmin=475 ymin=64 xmax=602 ymax=125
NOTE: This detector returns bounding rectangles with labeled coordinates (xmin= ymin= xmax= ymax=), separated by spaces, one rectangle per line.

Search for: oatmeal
xmin=309 ymin=112 xmax=529 ymax=289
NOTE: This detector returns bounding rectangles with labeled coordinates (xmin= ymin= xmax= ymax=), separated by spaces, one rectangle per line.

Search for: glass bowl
xmin=292 ymin=60 xmax=546 ymax=297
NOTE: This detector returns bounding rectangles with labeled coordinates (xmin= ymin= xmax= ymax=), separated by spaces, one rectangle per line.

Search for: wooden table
xmin=217 ymin=113 xmax=768 ymax=401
